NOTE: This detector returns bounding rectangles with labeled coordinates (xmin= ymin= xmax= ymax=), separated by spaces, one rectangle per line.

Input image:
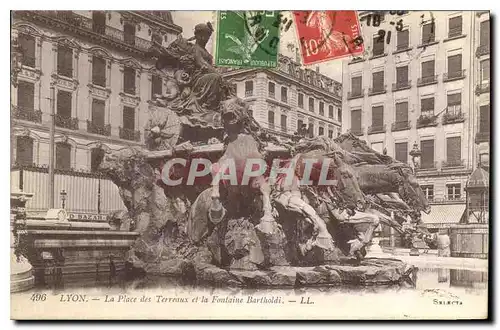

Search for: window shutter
xmin=318 ymin=127 xmax=324 ymax=136
xmin=56 ymin=143 xmax=71 ymax=170
xmin=449 ymin=16 xmax=462 ymax=36
xmin=92 ymin=56 xmax=106 ymax=87
xmin=329 ymin=105 xmax=334 ymax=118
xmin=351 ymin=109 xmax=361 ymax=131
xmin=372 ymin=36 xmax=384 ymax=55
xmin=395 ymin=142 xmax=408 ymax=164
xmin=268 ymin=82 xmax=275 ymax=95
xmin=480 ymin=20 xmax=490 ymax=46
xmin=268 ymin=111 xmax=274 ymax=127
xmin=372 ymin=105 xmax=384 ymax=127
xmin=297 ymin=119 xmax=303 ymax=132
xmin=422 ymin=22 xmax=435 ymax=43
xmin=420 ymin=140 xmax=434 ymax=168
xmin=123 ymin=106 xmax=135 ymax=130
xmin=338 ymin=108 xmax=342 ymax=122
xmin=245 ymin=81 xmax=253 ymax=93
xmin=57 ymin=90 xmax=72 ymax=117
xmin=372 ymin=71 xmax=384 ymax=90
xmin=319 ymin=102 xmax=324 ymax=115
xmin=351 ymin=76 xmax=362 ymax=93
xmin=421 ymin=60 xmax=435 ymax=78
xmin=446 ymin=136 xmax=461 ymax=164
xmin=18 ymin=33 xmax=36 ymax=67
xmin=447 ymin=93 xmax=461 ymax=106
xmin=421 ymin=97 xmax=434 ymax=113
xmin=92 ymin=99 xmax=105 ymax=127
xmin=396 ymin=66 xmax=408 ymax=83
xmin=298 ymin=93 xmax=303 ymax=108
xmin=281 ymin=86 xmax=287 ymax=102
xmin=17 ymin=81 xmax=34 ymax=110
xmin=151 ymin=75 xmax=163 ymax=99
xmin=124 ymin=67 xmax=136 ymax=94
xmin=309 ymin=98 xmax=314 ymax=112
xmin=448 ymin=54 xmax=462 ymax=74
xmin=480 ymin=105 xmax=490 ymax=132
xmin=16 ymin=136 xmax=34 ymax=166
xmin=395 ymin=102 xmax=408 ymax=122
xmin=397 ymin=30 xmax=409 ymax=48
xmin=281 ymin=114 xmax=287 ymax=131
xmin=481 ymin=60 xmax=490 ymax=81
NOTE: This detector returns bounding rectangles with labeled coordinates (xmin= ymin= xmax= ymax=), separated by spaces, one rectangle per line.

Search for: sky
xmin=171 ymin=11 xmax=344 ymax=82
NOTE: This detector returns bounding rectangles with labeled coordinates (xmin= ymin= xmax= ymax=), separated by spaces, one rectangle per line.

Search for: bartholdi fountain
xmin=96 ymin=22 xmax=440 ymax=288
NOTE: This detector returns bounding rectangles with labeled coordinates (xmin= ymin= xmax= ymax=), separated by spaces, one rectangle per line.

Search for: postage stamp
xmin=293 ymin=10 xmax=364 ymax=65
xmin=215 ymin=11 xmax=281 ymax=68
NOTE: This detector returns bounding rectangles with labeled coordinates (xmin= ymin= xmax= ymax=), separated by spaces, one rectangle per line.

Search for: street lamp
xmin=60 ymin=190 xmax=67 ymax=209
xmin=409 ymin=142 xmax=422 ymax=170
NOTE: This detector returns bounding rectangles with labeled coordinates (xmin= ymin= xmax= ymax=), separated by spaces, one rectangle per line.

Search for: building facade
xmin=11 ymin=11 xmax=182 ymax=171
xmin=10 ymin=11 xmax=182 ymax=213
xmin=342 ymin=11 xmax=490 ymax=226
xmin=220 ymin=55 xmax=343 ymax=140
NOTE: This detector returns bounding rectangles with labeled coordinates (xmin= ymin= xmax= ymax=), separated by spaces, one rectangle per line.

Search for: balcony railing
xmin=416 ymin=114 xmax=438 ymax=128
xmin=119 ymin=127 xmax=140 ymax=141
xmin=391 ymin=121 xmax=411 ymax=132
xmin=419 ymin=37 xmax=436 ymax=47
xmin=475 ymin=82 xmax=490 ymax=95
xmin=442 ymin=159 xmax=465 ymax=168
xmin=418 ymin=161 xmax=438 ymax=171
xmin=417 ymin=75 xmax=438 ymax=87
xmin=24 ymin=11 xmax=153 ymax=52
xmin=442 ymin=111 xmax=465 ymax=125
xmin=476 ymin=44 xmax=490 ymax=57
xmin=11 ymin=106 xmax=42 ymax=123
xmin=87 ymin=120 xmax=111 ymax=136
xmin=347 ymin=89 xmax=364 ymax=100
xmin=368 ymin=124 xmax=386 ymax=134
xmin=443 ymin=69 xmax=466 ymax=82
xmin=392 ymin=80 xmax=411 ymax=91
xmin=245 ymin=90 xmax=253 ymax=97
xmin=475 ymin=131 xmax=490 ymax=143
xmin=350 ymin=127 xmax=364 ymax=136
xmin=368 ymin=86 xmax=387 ymax=96
xmin=55 ymin=114 xmax=79 ymax=130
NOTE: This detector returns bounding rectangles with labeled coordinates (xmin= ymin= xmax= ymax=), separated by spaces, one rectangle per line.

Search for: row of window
xmin=421 ymin=183 xmax=463 ymax=202
xmin=369 ymin=17 xmax=489 ymax=57
xmin=15 ymin=136 xmax=105 ymax=172
xmin=351 ymin=57 xmax=490 ymax=96
xmin=17 ymin=33 xmax=165 ymax=99
xmin=350 ymin=98 xmax=490 ymax=134
xmin=391 ymin=137 xmax=462 ymax=169
xmin=17 ymin=80 xmax=138 ymax=136
xmin=241 ymin=81 xmax=341 ymax=121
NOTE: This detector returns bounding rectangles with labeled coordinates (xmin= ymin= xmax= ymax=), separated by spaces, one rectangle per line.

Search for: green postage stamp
xmin=215 ymin=11 xmax=281 ymax=68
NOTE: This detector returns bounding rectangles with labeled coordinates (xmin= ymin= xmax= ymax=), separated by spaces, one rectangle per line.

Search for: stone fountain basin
xmin=142 ymin=258 xmax=411 ymax=288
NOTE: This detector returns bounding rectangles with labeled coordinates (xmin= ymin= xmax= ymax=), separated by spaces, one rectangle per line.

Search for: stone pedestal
xmin=11 ymin=190 xmax=35 ymax=293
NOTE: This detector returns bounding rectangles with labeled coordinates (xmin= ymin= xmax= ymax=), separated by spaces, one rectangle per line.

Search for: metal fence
xmin=11 ymin=166 xmax=126 ymax=214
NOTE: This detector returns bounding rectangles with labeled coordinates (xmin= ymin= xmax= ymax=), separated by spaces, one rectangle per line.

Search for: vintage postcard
xmin=10 ymin=10 xmax=490 ymax=320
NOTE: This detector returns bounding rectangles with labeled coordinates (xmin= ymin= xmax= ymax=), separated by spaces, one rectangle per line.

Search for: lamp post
xmin=60 ymin=190 xmax=67 ymax=209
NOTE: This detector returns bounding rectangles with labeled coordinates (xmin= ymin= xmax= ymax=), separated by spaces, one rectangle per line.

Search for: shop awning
xmin=421 ymin=204 xmax=466 ymax=225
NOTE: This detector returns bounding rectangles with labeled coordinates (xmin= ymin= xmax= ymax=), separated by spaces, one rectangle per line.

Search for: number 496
xmin=30 ymin=293 xmax=46 ymax=302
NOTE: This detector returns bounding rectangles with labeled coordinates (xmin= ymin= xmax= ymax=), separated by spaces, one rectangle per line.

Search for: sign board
xmin=68 ymin=213 xmax=108 ymax=222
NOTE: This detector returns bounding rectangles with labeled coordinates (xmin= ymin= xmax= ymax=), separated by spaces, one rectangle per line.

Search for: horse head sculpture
xmin=329 ymin=151 xmax=366 ymax=212
xmin=391 ymin=164 xmax=431 ymax=215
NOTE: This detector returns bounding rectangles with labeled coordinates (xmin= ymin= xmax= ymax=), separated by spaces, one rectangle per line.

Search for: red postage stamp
xmin=293 ymin=10 xmax=364 ymax=65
